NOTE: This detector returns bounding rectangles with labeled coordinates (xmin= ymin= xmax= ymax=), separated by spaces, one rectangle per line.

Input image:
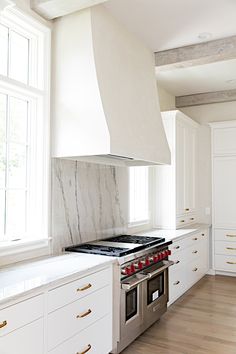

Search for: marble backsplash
xmin=51 ymin=159 xmax=129 ymax=254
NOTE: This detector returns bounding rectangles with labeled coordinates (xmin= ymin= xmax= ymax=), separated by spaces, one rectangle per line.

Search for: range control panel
xmin=121 ymin=248 xmax=171 ymax=279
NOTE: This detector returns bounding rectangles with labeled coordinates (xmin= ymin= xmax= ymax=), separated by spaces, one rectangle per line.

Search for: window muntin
xmin=129 ymin=166 xmax=149 ymax=225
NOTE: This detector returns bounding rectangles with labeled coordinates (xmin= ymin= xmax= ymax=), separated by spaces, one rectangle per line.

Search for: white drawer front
xmin=0 ymin=295 xmax=44 ymax=337
xmin=176 ymin=214 xmax=196 ymax=228
xmin=0 ymin=319 xmax=44 ymax=354
xmin=49 ymin=314 xmax=112 ymax=354
xmin=215 ymin=229 xmax=236 ymax=242
xmin=169 ymin=238 xmax=190 ymax=255
xmin=215 ymin=254 xmax=236 ymax=272
xmin=169 ymin=268 xmax=187 ymax=304
xmin=187 ymin=257 xmax=207 ymax=287
xmin=215 ymin=241 xmax=236 ymax=256
xmin=48 ymin=268 xmax=110 ymax=312
xmin=169 ymin=248 xmax=187 ymax=272
xmin=48 ymin=286 xmax=111 ymax=350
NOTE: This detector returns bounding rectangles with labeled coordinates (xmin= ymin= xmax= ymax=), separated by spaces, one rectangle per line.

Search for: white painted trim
xmin=207 ymin=269 xmax=216 ymax=275
xmin=215 ymin=270 xmax=236 ymax=277
xmin=209 ymin=120 xmax=236 ymax=129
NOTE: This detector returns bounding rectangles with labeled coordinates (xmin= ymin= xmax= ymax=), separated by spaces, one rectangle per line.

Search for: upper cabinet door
xmin=184 ymin=124 xmax=196 ymax=213
xmin=213 ymin=156 xmax=236 ymax=229
xmin=213 ymin=126 xmax=236 ymax=155
xmin=176 ymin=119 xmax=185 ymax=216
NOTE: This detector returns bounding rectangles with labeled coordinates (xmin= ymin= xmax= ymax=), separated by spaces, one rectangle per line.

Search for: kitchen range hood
xmin=51 ymin=5 xmax=171 ymax=166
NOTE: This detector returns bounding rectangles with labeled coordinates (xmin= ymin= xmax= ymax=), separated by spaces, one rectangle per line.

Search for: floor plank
xmin=122 ymin=275 xmax=236 ymax=354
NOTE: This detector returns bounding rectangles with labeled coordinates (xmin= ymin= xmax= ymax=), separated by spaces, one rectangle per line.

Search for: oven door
xmin=119 ymin=274 xmax=148 ymax=352
xmin=142 ymin=260 xmax=174 ymax=330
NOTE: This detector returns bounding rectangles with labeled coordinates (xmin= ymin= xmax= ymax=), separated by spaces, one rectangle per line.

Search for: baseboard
xmin=215 ymin=270 xmax=236 ymax=277
xmin=207 ymin=269 xmax=216 ymax=275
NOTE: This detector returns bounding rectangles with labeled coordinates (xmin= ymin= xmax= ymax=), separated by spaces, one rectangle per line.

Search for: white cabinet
xmin=211 ymin=121 xmax=236 ymax=273
xmin=155 ymin=110 xmax=198 ymax=229
xmin=0 ymin=295 xmax=44 ymax=354
xmin=169 ymin=229 xmax=209 ymax=305
xmin=0 ymin=265 xmax=113 ymax=354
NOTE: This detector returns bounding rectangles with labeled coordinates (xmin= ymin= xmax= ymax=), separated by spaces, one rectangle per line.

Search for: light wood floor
xmin=122 ymin=275 xmax=236 ymax=354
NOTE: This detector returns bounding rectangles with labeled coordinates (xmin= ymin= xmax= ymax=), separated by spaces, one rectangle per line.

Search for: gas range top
xmin=65 ymin=234 xmax=170 ymax=257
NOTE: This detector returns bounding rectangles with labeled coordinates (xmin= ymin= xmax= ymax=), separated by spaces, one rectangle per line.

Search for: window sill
xmin=0 ymin=238 xmax=52 ymax=266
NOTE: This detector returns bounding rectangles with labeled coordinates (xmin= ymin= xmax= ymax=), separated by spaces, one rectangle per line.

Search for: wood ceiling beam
xmin=155 ymin=36 xmax=236 ymax=71
xmin=176 ymin=89 xmax=236 ymax=108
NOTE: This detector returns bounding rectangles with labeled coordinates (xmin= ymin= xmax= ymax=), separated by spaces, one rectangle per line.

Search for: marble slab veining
xmin=51 ymin=159 xmax=129 ymax=254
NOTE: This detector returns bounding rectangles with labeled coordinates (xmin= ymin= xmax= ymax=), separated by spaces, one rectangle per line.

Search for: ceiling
xmin=104 ymin=0 xmax=236 ymax=52
xmin=104 ymin=0 xmax=236 ymax=98
xmin=156 ymin=59 xmax=236 ymax=96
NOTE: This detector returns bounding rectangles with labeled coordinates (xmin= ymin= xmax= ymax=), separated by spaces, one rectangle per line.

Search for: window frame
xmin=0 ymin=5 xmax=51 ymax=260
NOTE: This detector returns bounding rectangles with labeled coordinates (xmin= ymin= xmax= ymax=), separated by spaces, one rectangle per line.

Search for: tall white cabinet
xmin=211 ymin=121 xmax=236 ymax=273
xmin=154 ymin=110 xmax=199 ymax=229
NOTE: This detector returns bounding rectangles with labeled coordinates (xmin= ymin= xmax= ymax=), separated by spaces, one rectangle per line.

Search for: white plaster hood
xmin=51 ymin=5 xmax=171 ymax=166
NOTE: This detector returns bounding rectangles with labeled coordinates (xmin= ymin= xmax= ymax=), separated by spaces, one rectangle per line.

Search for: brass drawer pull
xmin=226 ymin=234 xmax=236 ymax=237
xmin=174 ymin=246 xmax=180 ymax=250
xmin=192 ymin=237 xmax=198 ymax=241
xmin=175 ymin=260 xmax=180 ymax=264
xmin=190 ymin=218 xmax=195 ymax=221
xmin=226 ymin=247 xmax=236 ymax=250
xmin=201 ymin=233 xmax=205 ymax=236
xmin=193 ymin=268 xmax=198 ymax=272
xmin=180 ymin=220 xmax=185 ymax=223
xmin=173 ymin=281 xmax=180 ymax=285
xmin=77 ymin=284 xmax=92 ymax=292
xmin=185 ymin=208 xmax=190 ymax=211
xmin=192 ymin=250 xmax=198 ymax=254
xmin=77 ymin=344 xmax=92 ymax=354
xmin=77 ymin=309 xmax=92 ymax=319
xmin=226 ymin=261 xmax=236 ymax=265
xmin=0 ymin=321 xmax=7 ymax=329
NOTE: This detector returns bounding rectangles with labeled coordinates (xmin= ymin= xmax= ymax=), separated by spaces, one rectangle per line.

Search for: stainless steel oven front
xmin=116 ymin=260 xmax=173 ymax=353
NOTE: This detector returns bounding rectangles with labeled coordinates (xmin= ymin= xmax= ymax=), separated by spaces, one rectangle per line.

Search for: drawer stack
xmin=0 ymin=295 xmax=44 ymax=354
xmin=47 ymin=267 xmax=112 ymax=354
xmin=214 ymin=229 xmax=236 ymax=272
xmin=169 ymin=229 xmax=209 ymax=305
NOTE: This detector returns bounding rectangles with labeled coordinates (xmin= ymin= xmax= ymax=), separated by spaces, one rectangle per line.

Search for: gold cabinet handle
xmin=226 ymin=234 xmax=236 ymax=237
xmin=185 ymin=208 xmax=190 ymax=211
xmin=174 ymin=245 xmax=180 ymax=250
xmin=227 ymin=261 xmax=236 ymax=265
xmin=77 ymin=344 xmax=92 ymax=354
xmin=193 ymin=268 xmax=198 ymax=272
xmin=192 ymin=237 xmax=198 ymax=241
xmin=77 ymin=284 xmax=92 ymax=292
xmin=201 ymin=233 xmax=205 ymax=236
xmin=76 ymin=309 xmax=92 ymax=319
xmin=192 ymin=250 xmax=198 ymax=254
xmin=0 ymin=321 xmax=7 ymax=329
xmin=190 ymin=218 xmax=195 ymax=221
xmin=226 ymin=247 xmax=236 ymax=250
xmin=175 ymin=260 xmax=180 ymax=264
xmin=180 ymin=220 xmax=185 ymax=223
xmin=173 ymin=281 xmax=180 ymax=285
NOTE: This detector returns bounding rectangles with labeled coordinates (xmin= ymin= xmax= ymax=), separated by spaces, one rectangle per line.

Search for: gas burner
xmin=106 ymin=235 xmax=164 ymax=245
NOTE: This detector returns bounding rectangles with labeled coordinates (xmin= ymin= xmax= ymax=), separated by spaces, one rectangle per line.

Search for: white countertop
xmin=137 ymin=223 xmax=211 ymax=242
xmin=0 ymin=253 xmax=115 ymax=307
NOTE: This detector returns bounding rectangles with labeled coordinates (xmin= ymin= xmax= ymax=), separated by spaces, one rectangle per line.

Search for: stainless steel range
xmin=66 ymin=234 xmax=173 ymax=353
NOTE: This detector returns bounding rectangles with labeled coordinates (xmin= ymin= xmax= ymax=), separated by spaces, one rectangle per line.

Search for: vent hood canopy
xmin=52 ymin=5 xmax=171 ymax=166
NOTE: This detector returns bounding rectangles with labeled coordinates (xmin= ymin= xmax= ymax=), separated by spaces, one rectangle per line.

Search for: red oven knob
xmin=162 ymin=251 xmax=167 ymax=258
xmin=153 ymin=255 xmax=158 ymax=262
xmin=168 ymin=250 xmax=171 ymax=256
xmin=145 ymin=258 xmax=150 ymax=266
xmin=138 ymin=261 xmax=143 ymax=270
xmin=164 ymin=250 xmax=169 ymax=257
xmin=130 ymin=264 xmax=135 ymax=273
xmin=125 ymin=267 xmax=131 ymax=275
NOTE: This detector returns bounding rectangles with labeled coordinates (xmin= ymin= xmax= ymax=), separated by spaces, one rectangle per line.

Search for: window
xmin=129 ymin=166 xmax=149 ymax=225
xmin=0 ymin=7 xmax=50 ymax=243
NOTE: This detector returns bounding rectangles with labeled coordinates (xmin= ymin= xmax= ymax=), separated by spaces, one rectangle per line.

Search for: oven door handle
xmin=145 ymin=260 xmax=174 ymax=279
xmin=121 ymin=274 xmax=149 ymax=291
